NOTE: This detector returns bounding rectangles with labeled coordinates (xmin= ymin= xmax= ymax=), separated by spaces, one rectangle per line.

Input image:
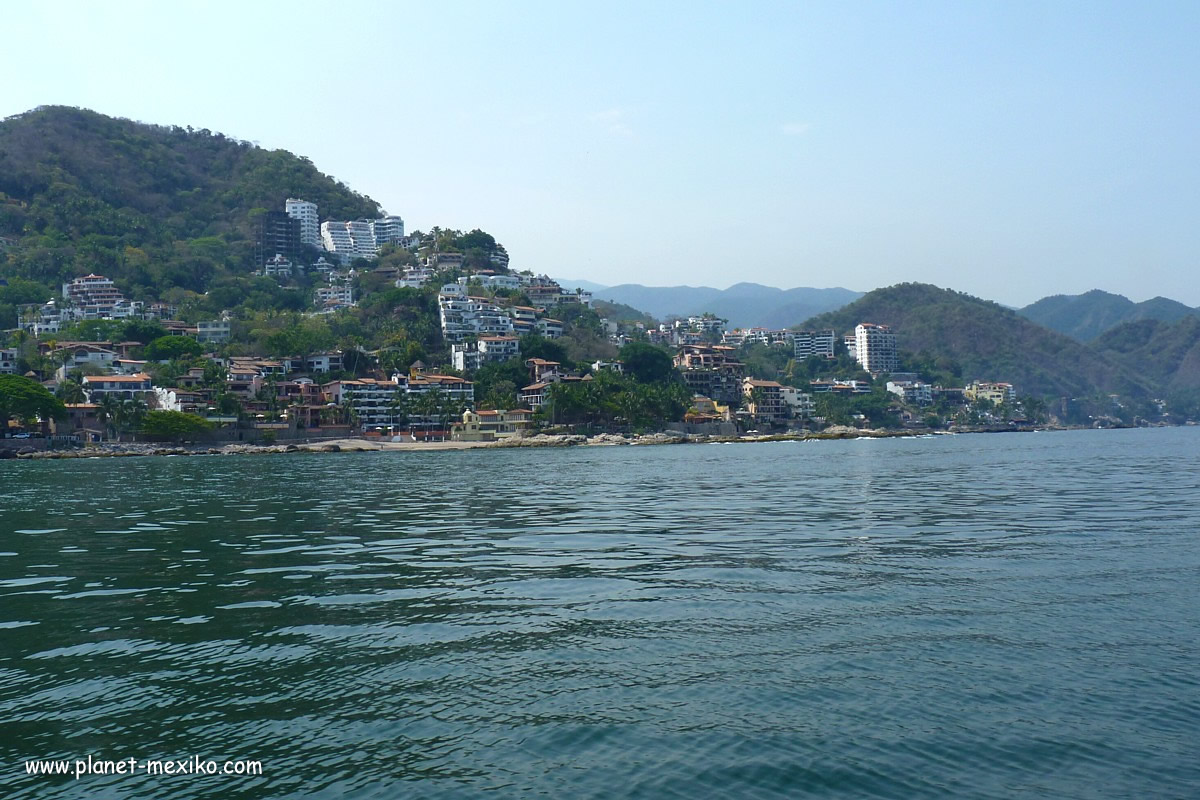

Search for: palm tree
xmin=388 ymin=390 xmax=410 ymax=433
xmin=56 ymin=379 xmax=86 ymax=405
xmin=410 ymin=390 xmax=438 ymax=438
xmin=96 ymin=394 xmax=122 ymax=441
xmin=112 ymin=397 xmax=148 ymax=441
xmin=748 ymin=386 xmax=766 ymax=423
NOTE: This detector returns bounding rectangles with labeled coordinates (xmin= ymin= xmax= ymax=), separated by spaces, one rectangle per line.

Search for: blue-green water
xmin=2 ymin=428 xmax=1199 ymax=799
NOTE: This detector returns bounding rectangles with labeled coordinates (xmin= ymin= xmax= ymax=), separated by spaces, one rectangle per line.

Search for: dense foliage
xmin=542 ymin=371 xmax=691 ymax=429
xmin=617 ymin=342 xmax=675 ymax=384
xmin=0 ymin=373 xmax=66 ymax=427
xmin=1020 ymin=290 xmax=1197 ymax=342
xmin=0 ymin=106 xmax=381 ymax=299
xmin=144 ymin=335 xmax=202 ymax=361
xmin=1091 ymin=316 xmax=1200 ymax=419
xmin=140 ymin=409 xmax=214 ymax=442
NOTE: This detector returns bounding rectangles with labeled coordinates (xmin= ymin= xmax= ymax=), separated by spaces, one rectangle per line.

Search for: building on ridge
xmin=285 ymin=199 xmax=320 ymax=249
xmin=256 ymin=211 xmax=302 ymax=266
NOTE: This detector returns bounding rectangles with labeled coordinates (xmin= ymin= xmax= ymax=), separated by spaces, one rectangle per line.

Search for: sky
xmin=3 ymin=1 xmax=1199 ymax=306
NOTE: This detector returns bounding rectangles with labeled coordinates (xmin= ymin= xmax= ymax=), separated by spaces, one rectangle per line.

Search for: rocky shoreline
xmin=0 ymin=423 xmax=1075 ymax=461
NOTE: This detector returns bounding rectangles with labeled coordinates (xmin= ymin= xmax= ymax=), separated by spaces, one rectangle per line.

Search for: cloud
xmin=589 ymin=108 xmax=633 ymax=137
xmin=780 ymin=121 xmax=812 ymax=136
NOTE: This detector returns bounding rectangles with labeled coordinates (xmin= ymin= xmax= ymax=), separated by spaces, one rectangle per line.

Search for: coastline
xmin=0 ymin=423 xmax=1132 ymax=460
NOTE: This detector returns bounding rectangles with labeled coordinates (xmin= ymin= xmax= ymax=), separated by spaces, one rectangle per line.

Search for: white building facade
xmin=285 ymin=199 xmax=320 ymax=249
xmin=792 ymin=329 xmax=837 ymax=360
xmin=854 ymin=323 xmax=897 ymax=374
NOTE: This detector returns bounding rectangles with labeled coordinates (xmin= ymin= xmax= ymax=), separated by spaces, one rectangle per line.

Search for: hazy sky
xmin=4 ymin=1 xmax=1199 ymax=305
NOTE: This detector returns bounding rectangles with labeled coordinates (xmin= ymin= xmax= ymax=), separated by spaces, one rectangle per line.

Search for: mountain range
xmin=1018 ymin=290 xmax=1198 ymax=341
xmin=555 ymin=280 xmax=862 ymax=329
xmin=802 ymin=283 xmax=1151 ymax=399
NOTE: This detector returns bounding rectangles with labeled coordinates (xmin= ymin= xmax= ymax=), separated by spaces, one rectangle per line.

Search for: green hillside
xmin=1020 ymin=289 xmax=1196 ymax=341
xmin=0 ymin=105 xmax=381 ymax=301
xmin=802 ymin=283 xmax=1148 ymax=398
xmin=1093 ymin=316 xmax=1200 ymax=396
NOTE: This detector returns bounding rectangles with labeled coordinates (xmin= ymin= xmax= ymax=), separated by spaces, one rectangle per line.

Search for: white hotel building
xmin=792 ymin=329 xmax=836 ymax=360
xmin=854 ymin=323 xmax=898 ymax=375
xmin=320 ymin=216 xmax=406 ymax=264
xmin=285 ymin=199 xmax=320 ymax=249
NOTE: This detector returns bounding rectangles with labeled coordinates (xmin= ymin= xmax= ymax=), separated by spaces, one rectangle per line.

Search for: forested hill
xmin=801 ymin=283 xmax=1149 ymax=398
xmin=1019 ymin=289 xmax=1197 ymax=341
xmin=0 ymin=105 xmax=381 ymax=295
xmin=1093 ymin=316 xmax=1200 ymax=402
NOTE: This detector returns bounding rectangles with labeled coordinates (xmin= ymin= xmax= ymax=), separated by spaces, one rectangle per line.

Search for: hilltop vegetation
xmin=1019 ymin=289 xmax=1197 ymax=341
xmin=802 ymin=283 xmax=1148 ymax=398
xmin=1092 ymin=316 xmax=1200 ymax=417
xmin=0 ymin=105 xmax=380 ymax=301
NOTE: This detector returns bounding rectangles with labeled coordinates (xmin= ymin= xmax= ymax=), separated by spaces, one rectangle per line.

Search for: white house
xmin=887 ymin=380 xmax=933 ymax=406
xmin=82 ymin=373 xmax=153 ymax=401
xmin=780 ymin=386 xmax=815 ymax=417
xmin=197 ymin=320 xmax=232 ymax=344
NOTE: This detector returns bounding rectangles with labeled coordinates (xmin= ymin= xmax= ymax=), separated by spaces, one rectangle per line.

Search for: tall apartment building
xmin=792 ymin=329 xmax=836 ymax=360
xmin=256 ymin=211 xmax=302 ymax=266
xmin=62 ymin=274 xmax=127 ymax=318
xmin=854 ymin=323 xmax=897 ymax=374
xmin=320 ymin=220 xmax=374 ymax=263
xmin=438 ymin=285 xmax=515 ymax=342
xmin=371 ymin=216 xmax=406 ymax=246
xmin=320 ymin=216 xmax=406 ymax=263
xmin=285 ymin=199 xmax=320 ymax=248
xmin=451 ymin=336 xmax=520 ymax=373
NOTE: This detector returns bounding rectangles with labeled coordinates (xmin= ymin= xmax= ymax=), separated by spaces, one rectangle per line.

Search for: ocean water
xmin=1 ymin=427 xmax=1198 ymax=799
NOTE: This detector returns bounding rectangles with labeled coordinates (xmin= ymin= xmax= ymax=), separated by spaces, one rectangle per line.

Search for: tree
xmin=0 ymin=374 xmax=67 ymax=429
xmin=58 ymin=319 xmax=125 ymax=343
xmin=473 ymin=359 xmax=529 ymax=407
xmin=619 ymin=341 xmax=676 ymax=384
xmin=144 ymin=335 xmax=203 ymax=361
xmin=95 ymin=395 xmax=148 ymax=441
xmin=388 ymin=390 xmax=410 ymax=429
xmin=116 ymin=398 xmax=148 ymax=441
xmin=121 ymin=319 xmax=169 ymax=344
xmin=95 ymin=394 xmax=123 ymax=440
xmin=520 ymin=334 xmax=570 ymax=367
xmin=55 ymin=379 xmax=86 ymax=405
xmin=140 ymin=410 xmax=214 ymax=442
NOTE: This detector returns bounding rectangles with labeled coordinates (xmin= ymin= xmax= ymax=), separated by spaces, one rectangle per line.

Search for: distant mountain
xmin=555 ymin=278 xmax=610 ymax=294
xmin=1092 ymin=316 xmax=1200 ymax=396
xmin=573 ymin=281 xmax=862 ymax=329
xmin=802 ymin=283 xmax=1148 ymax=398
xmin=1019 ymin=290 xmax=1197 ymax=341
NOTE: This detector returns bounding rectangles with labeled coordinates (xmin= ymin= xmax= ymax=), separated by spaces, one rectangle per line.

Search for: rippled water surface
xmin=2 ymin=428 xmax=1199 ymax=799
